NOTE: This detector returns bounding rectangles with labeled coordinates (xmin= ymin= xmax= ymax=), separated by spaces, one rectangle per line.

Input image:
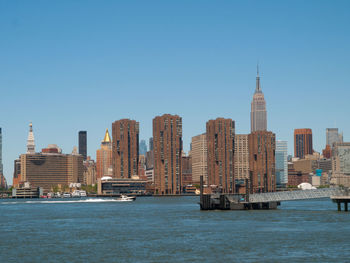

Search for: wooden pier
xmin=331 ymin=196 xmax=350 ymax=211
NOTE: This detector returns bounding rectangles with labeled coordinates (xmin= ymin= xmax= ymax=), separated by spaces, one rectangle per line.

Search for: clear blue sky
xmin=1 ymin=0 xmax=350 ymax=184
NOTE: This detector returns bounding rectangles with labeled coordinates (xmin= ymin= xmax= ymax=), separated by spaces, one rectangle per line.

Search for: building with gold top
xmin=96 ymin=129 xmax=113 ymax=179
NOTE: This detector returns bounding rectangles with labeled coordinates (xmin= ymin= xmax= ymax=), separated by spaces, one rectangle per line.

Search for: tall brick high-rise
xmin=248 ymin=131 xmax=276 ymax=193
xmin=294 ymin=128 xmax=313 ymax=159
xmin=206 ymin=118 xmax=235 ymax=193
xmin=153 ymin=114 xmax=182 ymax=194
xmin=112 ymin=119 xmax=139 ymax=178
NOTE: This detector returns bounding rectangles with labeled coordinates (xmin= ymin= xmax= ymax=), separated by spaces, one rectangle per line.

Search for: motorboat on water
xmin=115 ymin=195 xmax=136 ymax=202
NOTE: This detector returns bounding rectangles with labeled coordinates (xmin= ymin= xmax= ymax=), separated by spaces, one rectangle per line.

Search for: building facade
xmin=153 ymin=114 xmax=182 ymax=194
xmin=250 ymin=68 xmax=267 ymax=132
xmin=79 ymin=131 xmax=87 ymax=160
xmin=83 ymin=158 xmax=97 ymax=185
xmin=0 ymin=127 xmax=3 ymax=175
xmin=191 ymin=133 xmax=208 ymax=184
xmin=20 ymin=145 xmax=84 ymax=192
xmin=27 ymin=123 xmax=35 ymax=154
xmin=234 ymin=134 xmax=249 ymax=181
xmin=248 ymin=131 xmax=276 ymax=193
xmin=207 ymin=118 xmax=235 ymax=193
xmin=112 ymin=119 xmax=139 ymax=179
xmin=275 ymin=140 xmax=288 ymax=185
xmin=294 ymin=128 xmax=313 ymax=159
xmin=96 ymin=129 xmax=113 ymax=179
xmin=182 ymin=154 xmax=192 ymax=187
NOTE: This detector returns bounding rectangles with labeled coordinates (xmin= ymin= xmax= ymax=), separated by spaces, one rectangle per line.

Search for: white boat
xmin=79 ymin=190 xmax=87 ymax=197
xmin=63 ymin=193 xmax=71 ymax=198
xmin=71 ymin=190 xmax=81 ymax=198
xmin=115 ymin=195 xmax=136 ymax=202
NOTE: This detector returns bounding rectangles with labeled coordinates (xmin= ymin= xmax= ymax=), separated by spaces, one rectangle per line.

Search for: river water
xmin=0 ymin=197 xmax=349 ymax=263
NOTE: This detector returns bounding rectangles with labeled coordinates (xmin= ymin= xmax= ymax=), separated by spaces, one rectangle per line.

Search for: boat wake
xmin=1 ymin=199 xmax=127 ymax=205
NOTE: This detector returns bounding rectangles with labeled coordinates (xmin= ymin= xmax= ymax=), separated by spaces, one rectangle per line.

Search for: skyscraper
xmin=326 ymin=128 xmax=343 ymax=148
xmin=27 ymin=123 xmax=35 ymax=154
xmin=149 ymin=137 xmax=154 ymax=151
xmin=153 ymin=114 xmax=182 ymax=194
xmin=248 ymin=131 xmax=276 ymax=193
xmin=96 ymin=129 xmax=113 ymax=179
xmin=112 ymin=119 xmax=139 ymax=178
xmin=294 ymin=129 xmax=313 ymax=159
xmin=276 ymin=140 xmax=288 ymax=186
xmin=191 ymin=133 xmax=208 ymax=184
xmin=207 ymin=118 xmax=235 ymax=193
xmin=79 ymin=131 xmax=87 ymax=160
xmin=139 ymin=139 xmax=147 ymax=155
xmin=250 ymin=66 xmax=267 ymax=132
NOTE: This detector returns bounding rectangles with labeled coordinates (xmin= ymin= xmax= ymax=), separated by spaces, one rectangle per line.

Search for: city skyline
xmin=1 ymin=1 xmax=350 ymax=184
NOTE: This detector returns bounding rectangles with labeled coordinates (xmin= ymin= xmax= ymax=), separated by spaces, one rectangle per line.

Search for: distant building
xmin=276 ymin=140 xmax=288 ymax=186
xmin=318 ymin=158 xmax=332 ymax=173
xmin=234 ymin=134 xmax=249 ymax=181
xmin=322 ymin=144 xmax=332 ymax=159
xmin=182 ymin=155 xmax=192 ymax=187
xmin=27 ymin=123 xmax=35 ymax=154
xmin=153 ymin=114 xmax=182 ymax=194
xmin=112 ymin=119 xmax=139 ymax=179
xmin=207 ymin=118 xmax=235 ymax=193
xmin=96 ymin=129 xmax=113 ymax=179
xmin=79 ymin=131 xmax=87 ymax=160
xmin=139 ymin=139 xmax=147 ymax=155
xmin=251 ymin=67 xmax=267 ymax=132
xmin=332 ymin=142 xmax=350 ymax=174
xmin=326 ymin=128 xmax=343 ymax=148
xmin=20 ymin=144 xmax=84 ymax=192
xmin=294 ymin=128 xmax=313 ymax=159
xmin=149 ymin=137 xmax=154 ymax=151
xmin=12 ymin=159 xmax=21 ymax=187
xmin=248 ymin=131 xmax=276 ymax=193
xmin=191 ymin=133 xmax=207 ymax=184
xmin=83 ymin=157 xmax=96 ymax=185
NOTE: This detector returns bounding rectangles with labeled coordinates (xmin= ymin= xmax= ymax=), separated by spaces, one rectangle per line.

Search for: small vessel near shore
xmin=115 ymin=195 xmax=136 ymax=202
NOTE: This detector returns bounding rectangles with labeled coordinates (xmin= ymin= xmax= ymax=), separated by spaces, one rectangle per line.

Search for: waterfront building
xmin=79 ymin=131 xmax=87 ymax=160
xmin=234 ymin=134 xmax=249 ymax=181
xmin=275 ymin=140 xmax=288 ymax=186
xmin=97 ymin=177 xmax=147 ymax=195
xmin=96 ymin=129 xmax=113 ymax=179
xmin=207 ymin=118 xmax=235 ymax=193
xmin=153 ymin=114 xmax=182 ymax=194
xmin=112 ymin=119 xmax=139 ymax=178
xmin=27 ymin=123 xmax=35 ymax=154
xmin=294 ymin=128 xmax=313 ymax=159
xmin=332 ymin=142 xmax=350 ymax=175
xmin=182 ymin=154 xmax=192 ymax=187
xmin=250 ymin=67 xmax=267 ymax=132
xmin=139 ymin=139 xmax=147 ymax=155
xmin=191 ymin=133 xmax=208 ymax=184
xmin=326 ymin=128 xmax=343 ymax=148
xmin=20 ymin=144 xmax=84 ymax=192
xmin=248 ymin=131 xmax=276 ymax=193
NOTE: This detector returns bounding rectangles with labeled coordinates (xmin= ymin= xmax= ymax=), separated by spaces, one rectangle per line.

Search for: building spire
xmin=27 ymin=122 xmax=35 ymax=154
xmin=103 ymin=128 xmax=111 ymax=143
xmin=255 ymin=63 xmax=261 ymax=93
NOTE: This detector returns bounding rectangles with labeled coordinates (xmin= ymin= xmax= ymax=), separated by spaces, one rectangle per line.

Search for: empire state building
xmin=250 ymin=67 xmax=267 ymax=132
